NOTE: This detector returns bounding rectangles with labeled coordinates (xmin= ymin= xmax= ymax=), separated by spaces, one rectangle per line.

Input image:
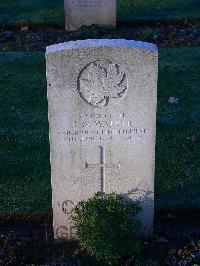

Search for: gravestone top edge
xmin=46 ymin=39 xmax=158 ymax=54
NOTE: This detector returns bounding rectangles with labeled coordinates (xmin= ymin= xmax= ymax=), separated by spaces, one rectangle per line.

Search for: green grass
xmin=0 ymin=0 xmax=64 ymax=25
xmin=118 ymin=0 xmax=200 ymax=23
xmin=0 ymin=47 xmax=199 ymax=217
xmin=0 ymin=0 xmax=199 ymax=26
xmin=156 ymin=48 xmax=200 ymax=210
xmin=0 ymin=53 xmax=50 ymax=215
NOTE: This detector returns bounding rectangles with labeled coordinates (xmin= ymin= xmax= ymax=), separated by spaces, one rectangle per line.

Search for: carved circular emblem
xmin=78 ymin=61 xmax=128 ymax=108
xmin=61 ymin=200 xmax=75 ymax=214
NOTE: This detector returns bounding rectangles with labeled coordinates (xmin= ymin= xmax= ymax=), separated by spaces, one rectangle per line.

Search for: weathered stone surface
xmin=46 ymin=39 xmax=158 ymax=240
xmin=64 ymin=0 xmax=116 ymax=31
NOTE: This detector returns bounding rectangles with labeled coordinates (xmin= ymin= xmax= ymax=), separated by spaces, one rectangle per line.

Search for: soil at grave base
xmin=0 ymin=24 xmax=200 ymax=51
xmin=0 ymin=211 xmax=200 ymax=265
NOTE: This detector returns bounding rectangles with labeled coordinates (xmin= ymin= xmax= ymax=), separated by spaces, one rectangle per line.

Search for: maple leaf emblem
xmin=78 ymin=61 xmax=128 ymax=108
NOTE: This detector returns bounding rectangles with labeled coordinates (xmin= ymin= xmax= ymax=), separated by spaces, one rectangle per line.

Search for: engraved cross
xmin=85 ymin=146 xmax=120 ymax=193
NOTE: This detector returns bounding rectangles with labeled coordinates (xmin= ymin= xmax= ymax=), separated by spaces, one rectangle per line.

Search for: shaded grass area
xmin=0 ymin=48 xmax=199 ymax=217
xmin=0 ymin=0 xmax=64 ymax=26
xmin=118 ymin=0 xmax=200 ymax=23
xmin=0 ymin=0 xmax=199 ymax=26
xmin=156 ymin=48 xmax=200 ymax=210
xmin=0 ymin=53 xmax=50 ymax=216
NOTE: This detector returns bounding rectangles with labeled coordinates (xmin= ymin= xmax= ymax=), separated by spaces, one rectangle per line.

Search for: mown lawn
xmin=0 ymin=0 xmax=199 ymax=26
xmin=0 ymin=47 xmax=199 ymax=217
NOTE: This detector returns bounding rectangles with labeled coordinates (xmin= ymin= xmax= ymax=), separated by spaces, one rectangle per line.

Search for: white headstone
xmin=64 ymin=0 xmax=116 ymax=31
xmin=46 ymin=39 xmax=158 ymax=240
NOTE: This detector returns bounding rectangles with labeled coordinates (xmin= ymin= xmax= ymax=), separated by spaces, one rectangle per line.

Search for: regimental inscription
xmin=61 ymin=200 xmax=75 ymax=214
xmin=70 ymin=0 xmax=110 ymax=8
xmin=78 ymin=61 xmax=128 ymax=108
xmin=56 ymin=226 xmax=76 ymax=240
xmin=61 ymin=128 xmax=146 ymax=142
xmin=58 ymin=112 xmax=147 ymax=143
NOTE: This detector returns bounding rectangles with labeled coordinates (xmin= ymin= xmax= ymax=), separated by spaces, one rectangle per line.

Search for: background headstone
xmin=46 ymin=39 xmax=158 ymax=240
xmin=64 ymin=0 xmax=116 ymax=31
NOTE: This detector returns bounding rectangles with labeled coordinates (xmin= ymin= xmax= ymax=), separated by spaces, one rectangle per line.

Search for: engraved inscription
xmin=70 ymin=226 xmax=77 ymax=239
xmin=60 ymin=128 xmax=146 ymax=143
xmin=78 ymin=61 xmax=128 ymax=108
xmin=70 ymin=0 xmax=110 ymax=8
xmin=62 ymin=200 xmax=75 ymax=214
xmin=56 ymin=226 xmax=77 ymax=240
xmin=56 ymin=226 xmax=69 ymax=239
